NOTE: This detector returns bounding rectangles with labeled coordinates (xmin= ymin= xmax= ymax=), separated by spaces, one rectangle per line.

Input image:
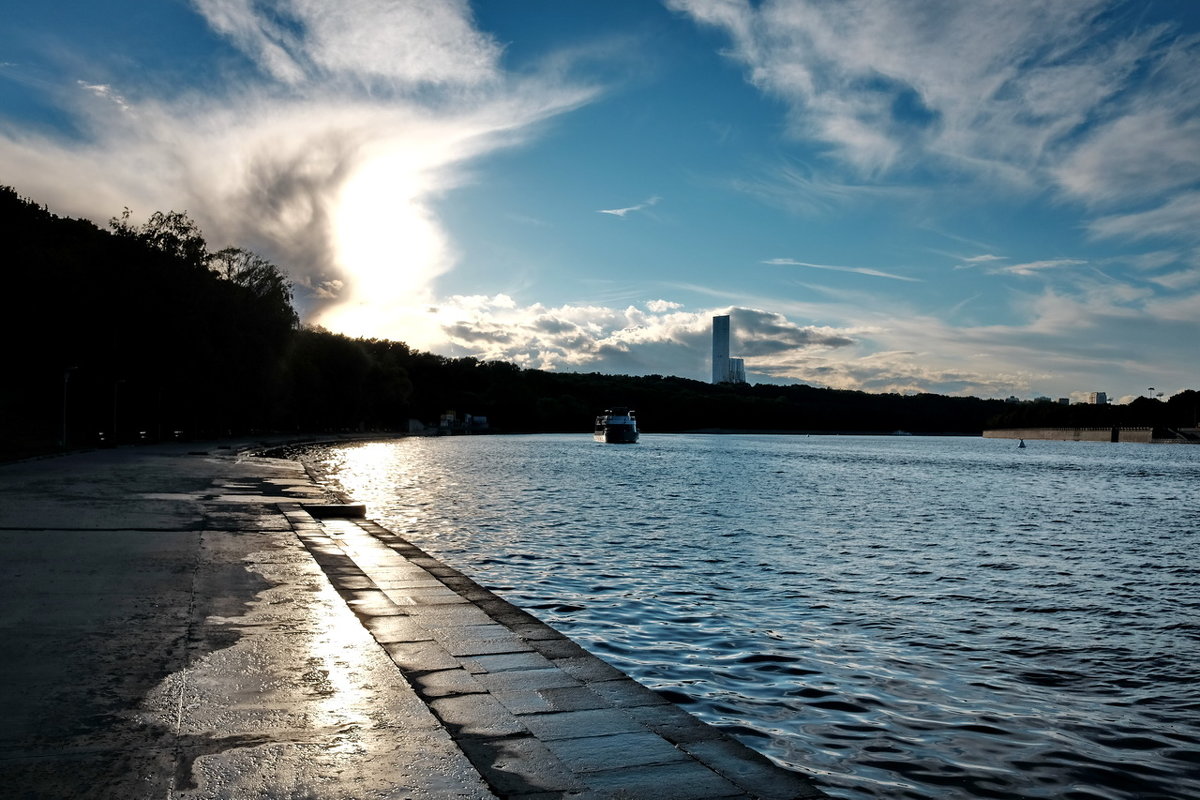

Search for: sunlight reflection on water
xmin=300 ymin=434 xmax=1200 ymax=800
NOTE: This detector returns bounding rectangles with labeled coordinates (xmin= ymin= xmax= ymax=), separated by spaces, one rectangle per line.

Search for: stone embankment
xmin=0 ymin=438 xmax=827 ymax=799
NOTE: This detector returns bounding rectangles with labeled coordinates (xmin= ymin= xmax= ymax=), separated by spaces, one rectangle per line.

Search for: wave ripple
xmin=301 ymin=434 xmax=1200 ymax=800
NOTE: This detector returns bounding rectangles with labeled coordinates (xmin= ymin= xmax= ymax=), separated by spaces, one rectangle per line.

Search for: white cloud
xmin=1089 ymin=192 xmax=1200 ymax=242
xmin=296 ymin=276 xmax=344 ymax=299
xmin=1145 ymin=290 xmax=1200 ymax=324
xmin=193 ymin=0 xmax=502 ymax=87
xmin=192 ymin=0 xmax=307 ymax=84
xmin=1123 ymin=250 xmax=1185 ymax=272
xmin=993 ymin=258 xmax=1087 ymax=277
xmin=1055 ymin=111 xmax=1200 ymax=206
xmin=421 ymin=276 xmax=1161 ymax=396
xmin=430 ymin=299 xmax=855 ymax=377
xmin=1147 ymin=269 xmax=1200 ymax=291
xmin=728 ymin=160 xmax=921 ymax=217
xmin=765 ymin=258 xmax=920 ymax=282
xmin=671 ymin=0 xmax=1114 ymax=173
xmin=597 ymin=195 xmax=661 ymax=217
xmin=758 ymin=350 xmax=1032 ymax=398
xmin=714 ymin=265 xmax=1195 ymax=398
xmin=76 ymin=81 xmax=131 ymax=112
xmin=670 ymin=0 xmax=1200 ymax=243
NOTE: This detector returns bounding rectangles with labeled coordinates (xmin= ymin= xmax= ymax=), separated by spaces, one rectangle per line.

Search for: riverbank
xmin=0 ymin=438 xmax=825 ymax=799
xmin=983 ymin=426 xmax=1200 ymax=443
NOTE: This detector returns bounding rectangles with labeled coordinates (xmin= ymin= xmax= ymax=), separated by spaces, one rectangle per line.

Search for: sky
xmin=2 ymin=0 xmax=1198 ymax=403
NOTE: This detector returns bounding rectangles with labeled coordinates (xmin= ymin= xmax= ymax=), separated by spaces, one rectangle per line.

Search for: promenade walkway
xmin=0 ymin=440 xmax=825 ymax=799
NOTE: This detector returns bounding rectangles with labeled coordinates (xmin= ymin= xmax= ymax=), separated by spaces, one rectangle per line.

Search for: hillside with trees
xmin=3 ymin=185 xmax=1196 ymax=459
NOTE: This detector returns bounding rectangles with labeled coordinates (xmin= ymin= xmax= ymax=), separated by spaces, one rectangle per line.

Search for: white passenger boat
xmin=594 ymin=407 xmax=639 ymax=443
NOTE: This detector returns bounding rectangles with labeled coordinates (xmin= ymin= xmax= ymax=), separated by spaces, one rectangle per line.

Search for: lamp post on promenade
xmin=60 ymin=366 xmax=77 ymax=448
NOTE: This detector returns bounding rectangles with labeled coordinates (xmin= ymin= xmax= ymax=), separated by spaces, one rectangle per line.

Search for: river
xmin=297 ymin=433 xmax=1200 ymax=800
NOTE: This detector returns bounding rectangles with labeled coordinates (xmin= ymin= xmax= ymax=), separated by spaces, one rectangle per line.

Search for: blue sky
xmin=3 ymin=1 xmax=1198 ymax=402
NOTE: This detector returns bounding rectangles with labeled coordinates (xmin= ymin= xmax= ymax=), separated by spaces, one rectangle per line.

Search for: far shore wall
xmin=983 ymin=427 xmax=1153 ymax=443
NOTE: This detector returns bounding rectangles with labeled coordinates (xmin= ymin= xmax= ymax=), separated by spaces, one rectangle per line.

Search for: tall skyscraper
xmin=711 ymin=315 xmax=747 ymax=384
xmin=712 ymin=315 xmax=730 ymax=384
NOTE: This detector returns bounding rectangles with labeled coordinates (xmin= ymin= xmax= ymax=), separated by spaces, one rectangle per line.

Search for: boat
xmin=594 ymin=407 xmax=639 ymax=443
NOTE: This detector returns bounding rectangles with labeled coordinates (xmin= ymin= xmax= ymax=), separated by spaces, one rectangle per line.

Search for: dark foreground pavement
xmin=0 ymin=440 xmax=826 ymax=799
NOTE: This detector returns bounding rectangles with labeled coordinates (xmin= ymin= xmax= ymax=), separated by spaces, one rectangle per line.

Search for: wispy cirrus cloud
xmin=76 ymin=81 xmax=131 ymax=112
xmin=669 ymin=0 xmax=1200 ymax=247
xmin=194 ymin=0 xmax=504 ymax=88
xmin=955 ymin=254 xmax=1091 ymax=278
xmin=597 ymin=195 xmax=661 ymax=217
xmin=1089 ymin=192 xmax=1200 ymax=243
xmin=792 ymin=278 xmax=1199 ymax=397
xmin=669 ymin=0 xmax=1116 ymax=175
xmin=1055 ymin=112 xmax=1200 ymax=207
xmin=1145 ymin=269 xmax=1200 ymax=292
xmin=992 ymin=259 xmax=1087 ymax=277
xmin=727 ymin=160 xmax=920 ymax=216
xmin=765 ymin=258 xmax=920 ymax=282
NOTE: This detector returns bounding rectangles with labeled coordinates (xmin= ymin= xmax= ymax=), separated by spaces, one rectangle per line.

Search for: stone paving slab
xmin=299 ymin=512 xmax=828 ymax=799
xmin=492 ymin=685 xmax=611 ymax=716
xmin=544 ymin=730 xmax=691 ymax=773
xmin=456 ymin=735 xmax=586 ymax=796
xmin=584 ymin=760 xmax=745 ymax=799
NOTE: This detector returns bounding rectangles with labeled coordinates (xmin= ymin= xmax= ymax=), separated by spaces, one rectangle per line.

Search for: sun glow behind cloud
xmin=320 ymin=145 xmax=453 ymax=344
xmin=0 ymin=0 xmax=594 ymax=353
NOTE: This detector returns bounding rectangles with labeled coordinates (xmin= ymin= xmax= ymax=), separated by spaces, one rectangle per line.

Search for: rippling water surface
xmin=300 ymin=434 xmax=1200 ymax=800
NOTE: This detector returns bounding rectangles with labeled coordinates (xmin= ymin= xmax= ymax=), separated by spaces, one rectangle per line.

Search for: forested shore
xmin=3 ymin=186 xmax=1196 ymax=459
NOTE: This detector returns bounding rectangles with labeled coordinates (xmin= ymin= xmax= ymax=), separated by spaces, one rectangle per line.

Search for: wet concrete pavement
xmin=0 ymin=440 xmax=826 ymax=799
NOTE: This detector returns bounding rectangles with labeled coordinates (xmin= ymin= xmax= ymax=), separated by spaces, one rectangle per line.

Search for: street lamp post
xmin=60 ymin=366 xmax=77 ymax=448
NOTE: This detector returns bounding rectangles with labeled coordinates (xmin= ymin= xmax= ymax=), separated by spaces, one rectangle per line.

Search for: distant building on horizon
xmin=1089 ymin=391 xmax=1108 ymax=405
xmin=711 ymin=314 xmax=747 ymax=384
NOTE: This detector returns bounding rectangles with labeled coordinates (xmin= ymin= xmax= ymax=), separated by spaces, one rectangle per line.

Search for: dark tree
xmin=110 ymin=208 xmax=209 ymax=271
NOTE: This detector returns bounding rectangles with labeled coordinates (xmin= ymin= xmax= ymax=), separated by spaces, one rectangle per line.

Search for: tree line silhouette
xmin=3 ymin=185 xmax=1195 ymax=459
